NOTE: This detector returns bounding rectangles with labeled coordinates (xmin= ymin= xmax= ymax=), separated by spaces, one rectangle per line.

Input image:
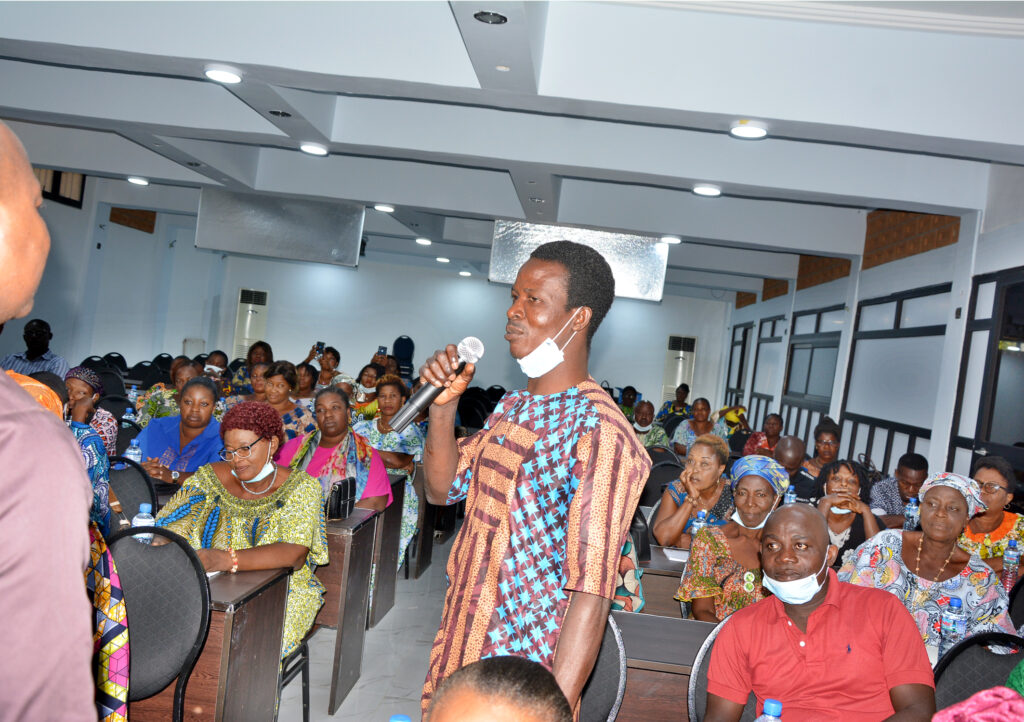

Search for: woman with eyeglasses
xmin=804 ymin=417 xmax=841 ymax=478
xmin=959 ymin=456 xmax=1024 ymax=574
xmin=155 ymin=401 xmax=328 ymax=658
xmin=652 ymin=434 xmax=732 ymax=549
xmin=814 ymin=459 xmax=884 ymax=569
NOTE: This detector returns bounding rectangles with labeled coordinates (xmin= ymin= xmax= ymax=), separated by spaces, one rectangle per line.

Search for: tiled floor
xmin=279 ymin=535 xmax=454 ymax=722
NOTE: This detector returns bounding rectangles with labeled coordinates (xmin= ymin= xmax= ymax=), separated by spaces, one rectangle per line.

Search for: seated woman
xmin=263 ymin=361 xmax=317 ymax=441
xmin=223 ymin=361 xmax=268 ymax=411
xmin=671 ymin=397 xmax=729 ymax=457
xmin=136 ymin=376 xmax=222 ymax=486
xmin=814 ymin=459 xmax=885 ymax=568
xmin=742 ymin=413 xmax=782 ymax=457
xmin=294 ymin=362 xmax=317 ymax=412
xmin=959 ymin=456 xmax=1024 ymax=574
xmin=656 ymin=383 xmax=692 ymax=424
xmin=65 ymin=366 xmax=117 ymax=456
xmin=676 ymin=455 xmax=788 ymax=622
xmin=155 ymin=401 xmax=328 ymax=658
xmin=804 ymin=417 xmax=841 ymax=478
xmin=202 ymin=349 xmax=232 ymax=397
xmin=228 ymin=340 xmax=273 ymax=395
xmin=67 ymin=384 xmax=111 ymax=535
xmin=653 ymin=434 xmax=732 ymax=549
xmin=137 ymin=360 xmax=224 ymax=428
xmin=276 ymin=386 xmax=393 ymax=513
xmin=839 ymin=472 xmax=1016 ymax=653
xmin=353 ymin=374 xmax=425 ymax=565
xmin=351 ymin=363 xmax=383 ymax=420
xmin=134 ymin=354 xmax=190 ymax=417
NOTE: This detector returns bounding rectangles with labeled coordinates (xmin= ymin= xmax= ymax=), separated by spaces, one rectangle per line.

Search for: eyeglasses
xmin=979 ymin=482 xmax=1009 ymax=494
xmin=219 ymin=438 xmax=266 ymax=461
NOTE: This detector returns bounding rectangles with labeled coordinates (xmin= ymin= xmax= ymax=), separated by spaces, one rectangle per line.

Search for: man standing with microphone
xmin=418 ymin=241 xmax=651 ymax=716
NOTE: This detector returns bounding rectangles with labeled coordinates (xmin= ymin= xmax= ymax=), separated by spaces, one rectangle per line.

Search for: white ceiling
xmin=1 ymin=0 xmax=1021 ymax=296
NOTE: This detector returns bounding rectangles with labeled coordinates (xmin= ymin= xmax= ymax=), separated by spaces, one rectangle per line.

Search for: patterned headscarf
xmin=730 ymin=454 xmax=790 ymax=495
xmin=919 ymin=472 xmax=987 ymax=517
xmin=65 ymin=366 xmax=104 ymax=397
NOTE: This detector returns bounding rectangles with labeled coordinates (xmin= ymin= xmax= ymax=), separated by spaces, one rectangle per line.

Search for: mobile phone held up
xmin=377 ymin=345 xmax=388 ymax=356
xmin=316 ymin=341 xmax=325 ymax=355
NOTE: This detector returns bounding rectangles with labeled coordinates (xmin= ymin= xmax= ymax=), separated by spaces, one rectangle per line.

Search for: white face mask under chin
xmin=516 ymin=308 xmax=581 ymax=379
xmin=633 ymin=421 xmax=653 ymax=433
xmin=762 ymin=552 xmax=830 ymax=605
xmin=231 ymin=445 xmax=275 ymax=482
xmin=730 ymin=500 xmax=778 ymax=530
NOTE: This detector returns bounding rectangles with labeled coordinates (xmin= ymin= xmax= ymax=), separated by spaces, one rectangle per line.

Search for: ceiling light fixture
xmin=203 ymin=64 xmax=242 ymax=84
xmin=529 ymin=197 xmax=545 ymax=204
xmin=495 ymin=65 xmax=511 ymax=72
xmin=299 ymin=142 xmax=328 ymax=157
xmin=186 ymin=161 xmax=202 ymax=167
xmin=127 ymin=176 xmax=149 ymax=186
xmin=268 ymin=109 xmax=292 ymax=118
xmin=660 ymin=235 xmax=682 ymax=245
xmin=474 ymin=11 xmax=508 ymax=24
xmin=729 ymin=119 xmax=768 ymax=139
xmin=693 ymin=184 xmax=722 ymax=197
xmin=459 ymin=271 xmax=472 ymax=277
xmin=415 ymin=238 xmax=432 ymax=246
xmin=373 ymin=204 xmax=395 ymax=213
xmin=436 ymin=257 xmax=450 ymax=263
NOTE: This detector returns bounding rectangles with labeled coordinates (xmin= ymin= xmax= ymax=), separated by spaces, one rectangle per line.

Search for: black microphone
xmin=388 ymin=336 xmax=485 ymax=434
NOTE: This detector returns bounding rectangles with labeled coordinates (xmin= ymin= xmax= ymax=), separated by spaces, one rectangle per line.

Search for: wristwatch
xmin=171 ymin=470 xmax=180 ymax=482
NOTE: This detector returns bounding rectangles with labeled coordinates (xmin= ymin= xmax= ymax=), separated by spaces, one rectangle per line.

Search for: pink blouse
xmin=277 ymin=436 xmax=393 ymax=505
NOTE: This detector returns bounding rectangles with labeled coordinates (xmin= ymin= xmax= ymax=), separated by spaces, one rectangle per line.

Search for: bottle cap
xmin=763 ymin=698 xmax=783 ymax=716
xmin=138 ymin=503 xmax=152 ymax=514
xmin=130 ymin=439 xmax=139 ymax=446
xmin=697 ymin=510 xmax=706 ymax=519
xmin=389 ymin=716 xmax=413 ymax=722
xmin=948 ymin=597 xmax=962 ymax=609
xmin=1009 ymin=540 xmax=1018 ymax=549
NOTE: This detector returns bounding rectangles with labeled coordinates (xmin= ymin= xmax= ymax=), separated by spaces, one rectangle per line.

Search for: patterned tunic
xmin=70 ymin=421 xmax=111 ymax=535
xmin=638 ymin=425 xmax=670 ymax=449
xmin=675 ymin=525 xmax=767 ymax=620
xmin=280 ymin=403 xmax=317 ymax=441
xmin=422 ymin=380 xmax=650 ymax=710
xmin=90 ymin=407 xmax=118 ymax=457
xmin=838 ymin=529 xmax=1016 ymax=647
xmin=155 ymin=465 xmax=329 ymax=656
xmin=656 ymin=400 xmax=692 ymax=424
xmin=671 ymin=418 xmax=730 ymax=452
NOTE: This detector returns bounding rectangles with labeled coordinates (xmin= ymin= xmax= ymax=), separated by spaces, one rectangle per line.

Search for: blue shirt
xmin=0 ymin=349 xmax=69 ymax=378
xmin=136 ymin=415 xmax=222 ymax=472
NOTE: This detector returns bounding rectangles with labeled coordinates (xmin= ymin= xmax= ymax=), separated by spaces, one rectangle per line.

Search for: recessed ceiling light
xmin=127 ymin=176 xmax=149 ymax=186
xmin=495 ymin=65 xmax=511 ymax=72
xmin=269 ymin=109 xmax=292 ymax=118
xmin=529 ymin=197 xmax=545 ymax=203
xmin=415 ymin=238 xmax=432 ymax=246
xmin=729 ymin=119 xmax=768 ymax=139
xmin=436 ymin=257 xmax=450 ymax=263
xmin=660 ymin=235 xmax=682 ymax=245
xmin=474 ymin=11 xmax=508 ymax=24
xmin=203 ymin=64 xmax=242 ymax=84
xmin=527 ymin=180 xmax=536 ymax=184
xmin=459 ymin=271 xmax=472 ymax=277
xmin=300 ymin=142 xmax=328 ymax=156
xmin=186 ymin=161 xmax=202 ymax=167
xmin=373 ymin=204 xmax=395 ymax=213
xmin=693 ymin=184 xmax=722 ymax=197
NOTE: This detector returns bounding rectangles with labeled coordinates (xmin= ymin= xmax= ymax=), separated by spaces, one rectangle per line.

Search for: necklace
xmin=828 ymin=524 xmax=851 ymax=549
xmin=909 ymin=536 xmax=956 ymax=609
xmin=239 ymin=467 xmax=277 ymax=497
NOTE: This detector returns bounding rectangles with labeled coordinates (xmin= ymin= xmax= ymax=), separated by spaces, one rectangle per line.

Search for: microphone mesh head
xmin=457 ymin=336 xmax=485 ymax=364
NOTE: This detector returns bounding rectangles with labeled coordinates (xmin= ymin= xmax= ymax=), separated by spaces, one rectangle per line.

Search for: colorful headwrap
xmin=919 ymin=472 xmax=987 ymax=518
xmin=730 ymin=454 xmax=790 ymax=495
xmin=6 ymin=370 xmax=63 ymax=419
xmin=65 ymin=366 xmax=104 ymax=397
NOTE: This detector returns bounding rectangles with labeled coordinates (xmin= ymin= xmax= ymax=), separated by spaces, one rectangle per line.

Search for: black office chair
xmin=485 ymin=384 xmax=507 ymax=404
xmin=98 ymin=395 xmax=133 ymax=422
xmin=107 ymin=527 xmax=211 ymax=722
xmin=116 ymin=420 xmax=143 ymax=457
xmin=630 ymin=505 xmax=651 ymax=563
xmin=128 ymin=360 xmax=155 ymax=382
xmin=278 ymin=632 xmax=314 ymax=722
xmin=81 ymin=355 xmax=108 ymax=372
xmin=932 ymin=632 xmax=1024 ymax=711
xmin=108 ymin=456 xmax=158 ymax=521
xmin=228 ymin=357 xmax=246 ymax=373
xmin=98 ymin=369 xmax=126 ymax=397
xmin=687 ymin=618 xmax=757 ymax=722
xmin=103 ymin=352 xmax=129 ymax=373
xmin=646 ymin=499 xmax=663 ymax=547
xmin=457 ymin=393 xmax=490 ymax=430
xmin=579 ymin=615 xmax=627 ymax=722
xmin=1009 ymin=575 xmax=1024 ymax=629
xmin=640 ymin=461 xmax=684 ymax=508
xmin=662 ymin=414 xmax=686 ymax=441
xmin=647 ymin=445 xmax=679 ymax=466
xmin=152 ymin=353 xmax=173 ymax=372
xmin=392 ymin=334 xmax=415 ymax=378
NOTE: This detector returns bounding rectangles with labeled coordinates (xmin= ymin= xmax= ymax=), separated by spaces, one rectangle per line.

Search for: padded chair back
xmin=646 ymin=499 xmax=662 ymax=546
xmin=485 ymin=385 xmax=507 ymax=404
xmin=579 ymin=615 xmax=627 ymax=722
xmin=728 ymin=430 xmax=750 ymax=454
xmin=457 ymin=393 xmax=490 ymax=430
xmin=103 ymin=352 xmax=129 ymax=373
xmin=662 ymin=414 xmax=686 ymax=442
xmin=108 ymin=456 xmax=158 ymax=521
xmin=688 ymin=617 xmax=757 ymax=722
xmin=630 ymin=505 xmax=651 ymax=563
xmin=933 ymin=632 xmax=1024 ymax=711
xmin=98 ymin=395 xmax=133 ymax=422
xmin=647 ymin=445 xmax=679 ymax=466
xmin=393 ymin=335 xmax=415 ymax=377
xmin=107 ymin=527 xmax=210 ymax=721
xmin=98 ymin=369 xmax=126 ymax=397
xmin=640 ymin=461 xmax=683 ymax=508
xmin=152 ymin=353 xmax=173 ymax=372
xmin=116 ymin=420 xmax=142 ymax=457
xmin=228 ymin=358 xmax=246 ymax=373
xmin=1010 ymin=575 xmax=1024 ymax=629
xmin=82 ymin=356 xmax=113 ymax=374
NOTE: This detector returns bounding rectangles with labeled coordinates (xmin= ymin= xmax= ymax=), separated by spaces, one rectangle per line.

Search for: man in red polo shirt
xmin=705 ymin=504 xmax=935 ymax=721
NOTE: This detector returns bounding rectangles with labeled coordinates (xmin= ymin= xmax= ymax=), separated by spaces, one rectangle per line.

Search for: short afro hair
xmin=429 ymin=656 xmax=571 ymax=722
xmin=690 ymin=433 xmax=730 ymax=467
xmin=529 ymin=241 xmax=615 ymax=347
xmin=375 ymin=373 xmax=409 ymax=400
xmin=813 ymin=416 xmax=842 ymax=443
xmin=220 ymin=401 xmax=285 ymax=447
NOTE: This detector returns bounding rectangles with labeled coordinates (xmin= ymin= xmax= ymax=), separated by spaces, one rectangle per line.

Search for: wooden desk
xmin=315 ymin=508 xmax=379 ymax=714
xmin=411 ymin=465 xmax=436 ymax=579
xmin=367 ymin=474 xmax=406 ymax=627
xmin=131 ymin=568 xmax=289 ymax=722
xmin=612 ymin=611 xmax=715 ymax=722
xmin=639 ymin=545 xmax=687 ymax=619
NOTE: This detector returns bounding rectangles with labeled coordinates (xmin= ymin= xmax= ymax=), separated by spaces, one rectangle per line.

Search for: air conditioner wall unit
xmin=232 ymin=288 xmax=269 ymax=360
xmin=662 ymin=335 xmax=697 ymax=403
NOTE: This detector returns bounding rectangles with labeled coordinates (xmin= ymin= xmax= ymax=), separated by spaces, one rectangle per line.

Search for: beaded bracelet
xmin=228 ymin=547 xmax=239 ymax=574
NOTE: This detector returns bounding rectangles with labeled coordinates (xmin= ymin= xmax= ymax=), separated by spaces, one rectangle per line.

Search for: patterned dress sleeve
xmin=671 ymin=421 xmax=694 ymax=448
xmin=743 ymin=432 xmax=765 ymax=457
xmin=655 ymin=400 xmax=672 ymax=423
xmin=446 ymin=426 xmax=490 ymax=504
xmin=563 ymin=416 xmax=650 ymax=600
xmin=276 ymin=471 xmax=329 ymax=566
xmin=837 ymin=529 xmax=892 ymax=584
xmin=713 ymin=418 xmax=731 ymax=440
xmin=91 ymin=408 xmax=118 ymax=457
xmin=963 ymin=560 xmax=1017 ymax=637
xmin=675 ymin=527 xmax=725 ymax=601
xmin=72 ymin=422 xmax=111 ymax=534
xmin=154 ymin=469 xmax=212 ymax=542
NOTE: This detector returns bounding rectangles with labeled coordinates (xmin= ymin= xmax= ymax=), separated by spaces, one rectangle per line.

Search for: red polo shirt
xmin=707 ymin=570 xmax=934 ymax=720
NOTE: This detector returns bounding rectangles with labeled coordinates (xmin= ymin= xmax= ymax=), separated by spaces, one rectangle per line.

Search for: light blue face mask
xmin=731 ymin=496 xmax=780 ymax=530
xmin=231 ymin=445 xmax=275 ymax=482
xmin=762 ymin=552 xmax=830 ymax=605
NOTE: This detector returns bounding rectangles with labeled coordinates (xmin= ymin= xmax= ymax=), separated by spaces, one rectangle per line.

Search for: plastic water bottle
xmin=1002 ymin=540 xmax=1020 ymax=593
xmin=122 ymin=406 xmax=136 ymax=423
xmin=755 ymin=698 xmax=782 ymax=721
xmin=784 ymin=486 xmax=797 ymax=505
xmin=903 ymin=497 xmax=920 ymax=531
xmin=132 ymin=502 xmax=155 ymax=544
xmin=939 ymin=597 xmax=966 ymax=657
xmin=127 ymin=385 xmax=138 ymax=404
xmin=690 ymin=510 xmax=708 ymax=535
xmin=124 ymin=439 xmax=143 ymax=466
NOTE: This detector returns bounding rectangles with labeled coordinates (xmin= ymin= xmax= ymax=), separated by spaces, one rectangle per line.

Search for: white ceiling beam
xmin=671 ymin=242 xmax=799 ymax=280
xmin=448 ymin=1 xmax=547 ymax=93
xmin=665 ymin=269 xmax=763 ymax=294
